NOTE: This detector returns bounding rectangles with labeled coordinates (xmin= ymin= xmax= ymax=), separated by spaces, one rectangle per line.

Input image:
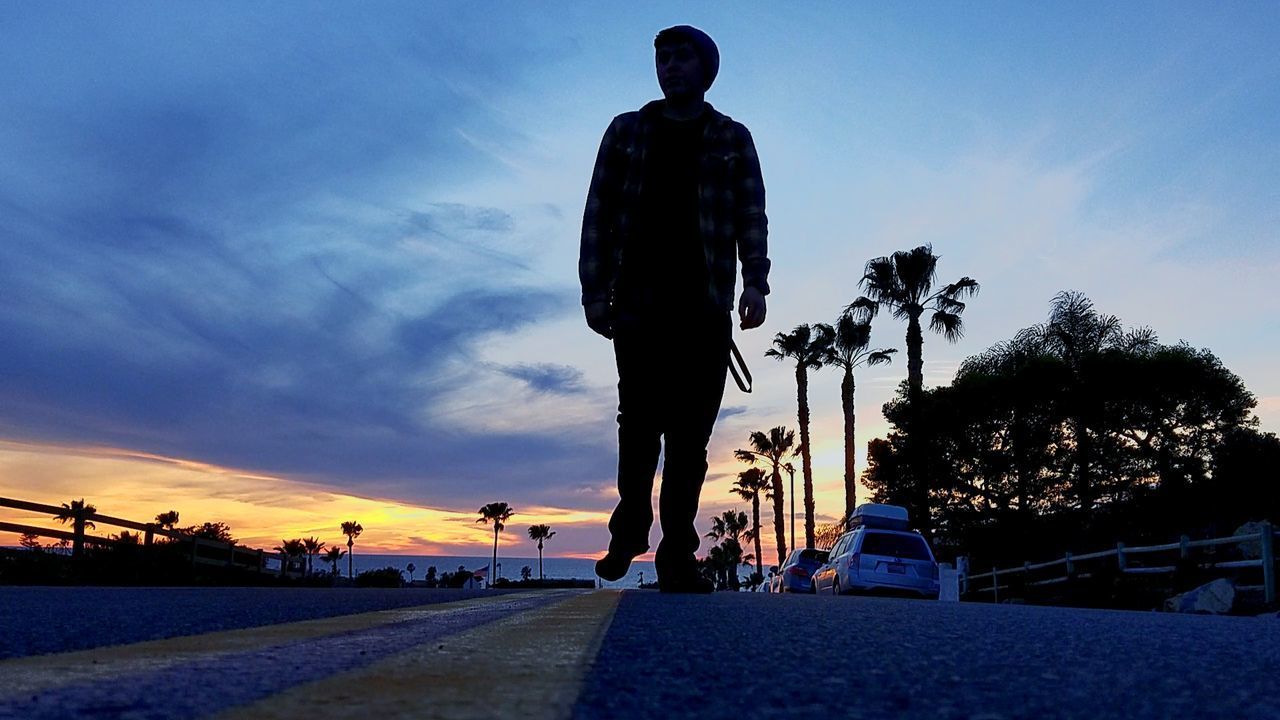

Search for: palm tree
xmin=782 ymin=461 xmax=798 ymax=552
xmin=735 ymin=426 xmax=795 ymax=566
xmin=848 ymin=244 xmax=979 ymax=398
xmin=705 ymin=512 xmax=751 ymax=591
xmin=323 ymin=546 xmax=346 ymax=576
xmin=477 ymin=502 xmax=515 ymax=588
xmin=302 ymin=537 xmax=325 ymax=576
xmin=54 ymin=499 xmax=97 ymax=530
xmin=825 ymin=310 xmax=896 ymax=520
xmin=407 ymin=562 xmax=417 ymax=582
xmin=340 ymin=520 xmax=363 ymax=579
xmin=766 ymin=324 xmax=834 ymax=550
xmin=731 ymin=467 xmax=771 ymax=578
xmin=705 ymin=509 xmax=749 ymax=544
xmin=274 ymin=538 xmax=306 ymax=575
xmin=527 ymin=524 xmax=556 ymax=580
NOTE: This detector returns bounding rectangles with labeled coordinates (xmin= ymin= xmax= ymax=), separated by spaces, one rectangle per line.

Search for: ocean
xmin=331 ymin=553 xmax=658 ymax=589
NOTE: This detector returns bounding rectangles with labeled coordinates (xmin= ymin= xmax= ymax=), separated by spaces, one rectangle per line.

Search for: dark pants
xmin=608 ymin=302 xmax=731 ymax=580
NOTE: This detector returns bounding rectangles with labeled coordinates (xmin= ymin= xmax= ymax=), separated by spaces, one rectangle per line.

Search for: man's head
xmin=654 ymin=25 xmax=719 ymax=99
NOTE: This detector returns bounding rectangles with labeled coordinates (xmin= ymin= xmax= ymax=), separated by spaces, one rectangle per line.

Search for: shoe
xmin=595 ymin=546 xmax=648 ymax=581
xmin=658 ymin=572 xmax=714 ymax=594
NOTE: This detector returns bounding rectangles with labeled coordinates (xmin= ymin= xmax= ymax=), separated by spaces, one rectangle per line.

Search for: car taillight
xmin=787 ymin=566 xmax=810 ymax=577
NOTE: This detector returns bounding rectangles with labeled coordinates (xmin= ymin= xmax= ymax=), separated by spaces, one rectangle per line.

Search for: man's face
xmin=656 ymin=41 xmax=704 ymax=99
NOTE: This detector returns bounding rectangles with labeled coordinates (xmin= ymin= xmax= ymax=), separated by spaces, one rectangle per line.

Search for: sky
xmin=2 ymin=2 xmax=1278 ymax=559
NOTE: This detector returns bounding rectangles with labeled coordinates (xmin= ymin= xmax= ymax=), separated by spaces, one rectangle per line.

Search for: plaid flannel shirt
xmin=579 ymin=100 xmax=770 ymax=313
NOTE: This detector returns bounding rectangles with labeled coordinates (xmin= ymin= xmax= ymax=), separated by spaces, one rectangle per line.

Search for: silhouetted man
xmin=580 ymin=25 xmax=770 ymax=593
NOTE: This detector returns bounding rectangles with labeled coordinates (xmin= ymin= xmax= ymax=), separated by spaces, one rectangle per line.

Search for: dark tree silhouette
xmin=735 ymin=426 xmax=796 ymax=565
xmin=825 ymin=310 xmax=896 ymax=520
xmin=767 ymin=324 xmax=833 ymax=549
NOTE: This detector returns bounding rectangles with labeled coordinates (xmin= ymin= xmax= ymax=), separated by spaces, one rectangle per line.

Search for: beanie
xmin=654 ymin=25 xmax=719 ymax=91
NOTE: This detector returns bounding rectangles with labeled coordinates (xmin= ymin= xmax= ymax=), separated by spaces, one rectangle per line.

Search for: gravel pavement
xmin=0 ymin=586 xmax=516 ymax=659
xmin=574 ymin=591 xmax=1280 ymax=720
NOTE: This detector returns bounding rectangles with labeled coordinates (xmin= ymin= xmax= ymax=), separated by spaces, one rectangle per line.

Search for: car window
xmin=860 ymin=532 xmax=931 ymax=560
xmin=799 ymin=548 xmax=827 ymax=563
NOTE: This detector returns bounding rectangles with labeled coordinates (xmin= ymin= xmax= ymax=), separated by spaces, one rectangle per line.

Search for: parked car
xmin=812 ymin=503 xmax=939 ymax=599
xmin=772 ymin=548 xmax=829 ymax=593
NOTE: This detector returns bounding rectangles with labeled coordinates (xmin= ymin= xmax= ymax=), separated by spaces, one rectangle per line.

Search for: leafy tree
xmin=521 ymin=565 xmax=533 ymax=581
xmin=731 ymin=467 xmax=771 ymax=577
xmin=19 ymin=533 xmax=42 ymax=551
xmin=425 ymin=565 xmax=438 ymax=587
xmin=735 ymin=426 xmax=796 ymax=565
xmin=340 ymin=520 xmax=363 ymax=579
xmin=825 ymin=310 xmax=896 ymax=520
xmin=1032 ymin=291 xmax=1155 ymax=512
xmin=767 ymin=323 xmax=834 ymax=549
xmin=185 ymin=522 xmax=235 ymax=543
xmin=154 ymin=510 xmax=180 ymax=530
xmin=477 ymin=502 xmax=514 ymax=588
xmin=527 ymin=524 xmax=556 ymax=579
xmin=407 ymin=562 xmax=416 ymax=582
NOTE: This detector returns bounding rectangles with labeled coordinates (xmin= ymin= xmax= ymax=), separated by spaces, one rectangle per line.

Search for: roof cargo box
xmin=848 ymin=503 xmax=909 ymax=530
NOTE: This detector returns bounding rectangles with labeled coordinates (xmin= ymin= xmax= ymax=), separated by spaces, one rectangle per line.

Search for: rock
xmin=1165 ymin=578 xmax=1236 ymax=614
xmin=1233 ymin=522 xmax=1265 ymax=560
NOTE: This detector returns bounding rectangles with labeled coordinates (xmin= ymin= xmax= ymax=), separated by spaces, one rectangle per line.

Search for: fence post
xmin=992 ymin=566 xmax=999 ymax=604
xmin=957 ymin=556 xmax=969 ymax=595
xmin=144 ymin=524 xmax=155 ymax=549
xmin=72 ymin=508 xmax=86 ymax=559
xmin=1261 ymin=521 xmax=1275 ymax=605
xmin=1065 ymin=552 xmax=1074 ymax=578
xmin=1117 ymin=542 xmax=1127 ymax=572
xmin=1179 ymin=535 xmax=1190 ymax=561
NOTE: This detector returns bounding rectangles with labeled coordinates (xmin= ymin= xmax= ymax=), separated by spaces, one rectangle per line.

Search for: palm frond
xmin=930 ymin=310 xmax=965 ymax=342
xmin=866 ymin=348 xmax=896 ymax=366
xmin=845 ymin=296 xmax=880 ymax=321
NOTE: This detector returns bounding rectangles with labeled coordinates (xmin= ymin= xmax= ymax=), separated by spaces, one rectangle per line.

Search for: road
xmin=0 ymin=587 xmax=1277 ymax=719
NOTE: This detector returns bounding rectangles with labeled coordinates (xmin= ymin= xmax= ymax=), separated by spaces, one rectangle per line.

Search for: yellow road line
xmin=0 ymin=591 xmax=557 ymax=697
xmin=215 ymin=589 xmax=623 ymax=720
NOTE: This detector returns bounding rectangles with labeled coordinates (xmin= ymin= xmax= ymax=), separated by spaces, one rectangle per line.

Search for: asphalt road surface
xmin=1 ymin=587 xmax=1277 ymax=719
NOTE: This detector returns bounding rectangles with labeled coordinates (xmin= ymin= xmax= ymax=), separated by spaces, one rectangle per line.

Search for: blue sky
xmin=2 ymin=3 xmax=1277 ymax=554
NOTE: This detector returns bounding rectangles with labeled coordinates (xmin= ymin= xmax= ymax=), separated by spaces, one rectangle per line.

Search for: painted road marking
xmin=216 ymin=589 xmax=622 ymax=720
xmin=0 ymin=591 xmax=579 ymax=720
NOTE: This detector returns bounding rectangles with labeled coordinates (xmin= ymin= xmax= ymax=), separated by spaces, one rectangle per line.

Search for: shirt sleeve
xmin=734 ymin=124 xmax=771 ymax=296
xmin=579 ymin=117 xmax=623 ymax=306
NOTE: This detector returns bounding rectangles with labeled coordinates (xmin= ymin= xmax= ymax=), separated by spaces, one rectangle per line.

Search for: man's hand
xmin=584 ymin=300 xmax=614 ymax=339
xmin=738 ymin=286 xmax=766 ymax=330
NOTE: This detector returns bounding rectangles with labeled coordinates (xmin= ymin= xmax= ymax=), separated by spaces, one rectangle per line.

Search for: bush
xmin=355 ymin=566 xmax=404 ymax=588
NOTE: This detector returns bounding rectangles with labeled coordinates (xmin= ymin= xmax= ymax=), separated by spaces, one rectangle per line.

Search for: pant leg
xmin=654 ymin=308 xmax=732 ymax=576
xmin=607 ymin=311 xmax=663 ymax=554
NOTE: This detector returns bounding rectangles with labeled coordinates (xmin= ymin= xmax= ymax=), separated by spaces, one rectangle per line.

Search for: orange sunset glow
xmin=0 ymin=440 xmax=610 ymax=557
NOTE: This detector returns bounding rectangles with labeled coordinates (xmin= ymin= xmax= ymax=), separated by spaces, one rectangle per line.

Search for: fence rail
xmin=0 ymin=496 xmax=298 ymax=577
xmin=960 ymin=521 xmax=1276 ymax=604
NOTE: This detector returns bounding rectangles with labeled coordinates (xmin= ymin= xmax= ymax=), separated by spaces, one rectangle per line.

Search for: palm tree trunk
xmin=751 ymin=493 xmax=763 ymax=577
xmin=538 ymin=541 xmax=544 ymax=580
xmin=347 ymin=539 xmax=354 ymax=579
xmin=796 ymin=364 xmax=816 ymax=549
xmin=491 ymin=528 xmax=499 ymax=589
xmin=769 ymin=465 xmax=787 ymax=565
xmin=842 ymin=367 xmax=857 ymax=522
xmin=906 ymin=312 xmax=924 ymax=397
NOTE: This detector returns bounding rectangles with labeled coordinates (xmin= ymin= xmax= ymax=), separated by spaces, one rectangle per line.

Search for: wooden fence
xmin=960 ymin=521 xmax=1276 ymax=605
xmin=0 ymin=496 xmax=299 ymax=577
